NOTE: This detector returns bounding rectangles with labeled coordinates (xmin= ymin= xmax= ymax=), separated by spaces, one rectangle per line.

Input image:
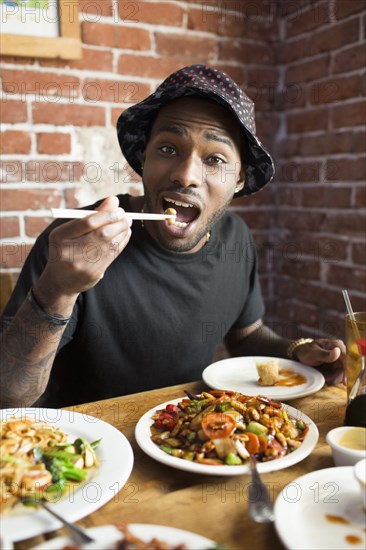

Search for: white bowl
xmin=354 ymin=458 xmax=366 ymax=511
xmin=325 ymin=426 xmax=366 ymax=466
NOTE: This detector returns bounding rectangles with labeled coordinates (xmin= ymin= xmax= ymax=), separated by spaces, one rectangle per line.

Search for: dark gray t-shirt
xmin=1 ymin=194 xmax=264 ymax=407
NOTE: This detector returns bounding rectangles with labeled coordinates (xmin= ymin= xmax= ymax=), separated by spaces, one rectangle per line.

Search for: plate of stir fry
xmin=0 ymin=408 xmax=134 ymax=542
xmin=135 ymin=390 xmax=318 ymax=475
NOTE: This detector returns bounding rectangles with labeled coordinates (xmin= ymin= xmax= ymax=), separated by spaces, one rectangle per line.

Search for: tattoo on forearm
xmin=0 ymin=302 xmax=66 ymax=406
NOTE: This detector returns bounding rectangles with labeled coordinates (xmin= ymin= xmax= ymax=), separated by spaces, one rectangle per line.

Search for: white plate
xmin=275 ymin=466 xmax=366 ymax=549
xmin=32 ymin=523 xmax=216 ymax=549
xmin=135 ymin=397 xmax=319 ymax=476
xmin=0 ymin=408 xmax=134 ymax=543
xmin=202 ymin=356 xmax=325 ymax=401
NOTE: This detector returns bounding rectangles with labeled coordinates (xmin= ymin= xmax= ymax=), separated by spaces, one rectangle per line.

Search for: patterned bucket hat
xmin=117 ymin=64 xmax=274 ymax=196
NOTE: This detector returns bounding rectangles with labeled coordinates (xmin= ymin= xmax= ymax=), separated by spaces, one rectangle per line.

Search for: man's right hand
xmin=40 ymin=195 xmax=132 ymax=298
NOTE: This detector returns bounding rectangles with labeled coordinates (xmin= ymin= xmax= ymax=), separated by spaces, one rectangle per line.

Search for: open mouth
xmin=163 ymin=196 xmax=200 ymax=228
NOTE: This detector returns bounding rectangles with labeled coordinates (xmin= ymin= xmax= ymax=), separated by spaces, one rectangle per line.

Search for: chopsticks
xmin=50 ymin=208 xmax=175 ymax=221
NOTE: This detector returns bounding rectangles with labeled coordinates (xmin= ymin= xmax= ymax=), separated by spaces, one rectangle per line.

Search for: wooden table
xmin=14 ymin=381 xmax=347 ymax=549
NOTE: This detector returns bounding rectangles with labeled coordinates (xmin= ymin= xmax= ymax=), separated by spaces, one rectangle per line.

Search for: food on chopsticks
xmin=256 ymin=359 xmax=280 ymax=386
xmin=150 ymin=391 xmax=309 ymax=466
xmin=164 ymin=207 xmax=177 ymax=225
xmin=0 ymin=417 xmax=100 ymax=514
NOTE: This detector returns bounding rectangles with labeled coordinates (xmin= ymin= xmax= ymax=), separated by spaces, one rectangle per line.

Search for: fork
xmin=248 ymin=455 xmax=275 ymax=523
xmin=21 ymin=498 xmax=94 ymax=545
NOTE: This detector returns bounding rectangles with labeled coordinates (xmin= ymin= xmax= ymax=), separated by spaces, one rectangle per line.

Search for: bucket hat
xmin=117 ymin=64 xmax=274 ymax=196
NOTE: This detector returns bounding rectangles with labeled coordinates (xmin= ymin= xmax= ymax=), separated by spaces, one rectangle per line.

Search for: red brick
xmin=0 ymin=100 xmax=27 ymax=123
xmin=301 ymin=186 xmax=352 ymax=208
xmin=352 ymin=242 xmax=366 ymax=265
xmin=333 ymin=44 xmax=366 ymax=74
xmin=0 ymin=55 xmax=34 ymax=65
xmin=309 ymin=75 xmax=362 ymax=105
xmin=0 ymin=217 xmax=20 ymax=239
xmin=37 ymin=133 xmax=71 ymax=155
xmin=324 ymin=212 xmax=365 ymax=235
xmin=280 ymin=0 xmax=318 ymax=18
xmin=188 ymin=4 xmax=277 ymax=38
xmin=210 ymin=64 xmax=245 ymax=86
xmin=0 ymin=161 xmax=25 ymax=183
xmin=222 ymin=14 xmax=277 ymax=41
xmin=276 ymin=211 xmax=326 ymax=231
xmin=155 ymin=33 xmax=216 ymax=60
xmin=79 ymin=0 xmax=113 ymax=17
xmin=188 ymin=7 xmax=221 ymax=34
xmin=278 ymin=161 xmax=321 ymax=183
xmin=335 ymin=0 xmax=366 ymax=19
xmin=287 ymin=108 xmax=328 ymax=133
xmin=1 ymin=70 xmax=80 ymax=100
xmin=247 ymin=68 xmax=279 ymax=87
xmin=32 ymin=103 xmax=105 ymax=126
xmin=119 ymin=1 xmax=183 ymax=25
xmin=0 ymin=242 xmax=34 ymax=269
xmin=295 ymin=131 xmax=366 ymax=156
xmin=82 ymin=79 xmax=150 ymax=104
xmin=309 ymin=18 xmax=359 ymax=56
xmin=254 ymin=114 xmax=280 ymax=142
xmin=279 ymin=256 xmax=321 ymax=281
xmin=355 ymin=185 xmax=366 ymax=207
xmin=40 ymin=48 xmax=114 ymax=72
xmin=285 ymin=3 xmax=329 ymax=38
xmin=285 ymin=55 xmax=330 ymax=84
xmin=239 ymin=211 xmax=272 ymax=230
xmin=327 ymin=265 xmax=366 ymax=292
xmin=0 ymin=131 xmax=31 ymax=154
xmin=25 ymin=216 xmax=53 ymax=237
xmin=65 ymin=188 xmax=83 ymax=208
xmin=118 ymin=55 xmax=181 ymax=79
xmin=275 ymin=186 xmax=299 ymax=206
xmin=332 ymin=100 xmax=366 ymax=128
xmin=82 ymin=22 xmax=151 ymax=50
xmin=222 ymin=40 xmax=274 ymax=65
xmin=26 ymin=161 xmax=84 ymax=183
xmin=281 ymin=19 xmax=359 ymax=63
xmin=298 ymin=235 xmax=348 ymax=262
xmin=112 ymin=107 xmax=125 ymax=128
xmin=326 ymin=158 xmax=366 ymax=182
xmin=0 ymin=189 xmax=62 ymax=211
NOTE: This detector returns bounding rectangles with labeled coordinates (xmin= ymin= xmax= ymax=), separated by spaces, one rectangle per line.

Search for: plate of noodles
xmin=0 ymin=408 xmax=134 ymax=543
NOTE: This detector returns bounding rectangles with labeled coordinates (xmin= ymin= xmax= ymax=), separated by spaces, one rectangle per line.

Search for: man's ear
xmin=234 ymin=168 xmax=245 ymax=194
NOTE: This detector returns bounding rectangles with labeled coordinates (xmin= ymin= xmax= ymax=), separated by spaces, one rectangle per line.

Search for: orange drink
xmin=345 ymin=312 xmax=366 ymax=398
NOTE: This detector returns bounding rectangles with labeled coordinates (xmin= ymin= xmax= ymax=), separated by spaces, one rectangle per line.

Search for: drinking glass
xmin=345 ymin=312 xmax=366 ymax=398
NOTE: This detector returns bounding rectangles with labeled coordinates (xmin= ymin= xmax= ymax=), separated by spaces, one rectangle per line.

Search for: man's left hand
xmin=295 ymin=338 xmax=346 ymax=386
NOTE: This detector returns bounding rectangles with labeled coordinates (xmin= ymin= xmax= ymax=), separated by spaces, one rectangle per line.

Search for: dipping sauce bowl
xmin=326 ymin=426 xmax=366 ymax=466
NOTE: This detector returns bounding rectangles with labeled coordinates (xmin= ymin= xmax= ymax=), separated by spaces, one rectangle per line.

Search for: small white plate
xmin=32 ymin=524 xmax=216 ymax=549
xmin=135 ymin=397 xmax=318 ymax=476
xmin=275 ymin=466 xmax=366 ymax=549
xmin=202 ymin=356 xmax=325 ymax=401
xmin=0 ymin=408 xmax=134 ymax=543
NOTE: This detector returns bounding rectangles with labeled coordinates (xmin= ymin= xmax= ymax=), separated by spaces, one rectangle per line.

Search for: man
xmin=0 ymin=65 xmax=344 ymax=408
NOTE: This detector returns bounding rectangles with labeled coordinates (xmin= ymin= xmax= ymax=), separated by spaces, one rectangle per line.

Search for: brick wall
xmin=1 ymin=0 xmax=365 ymax=341
xmin=265 ymin=0 xmax=366 ymax=340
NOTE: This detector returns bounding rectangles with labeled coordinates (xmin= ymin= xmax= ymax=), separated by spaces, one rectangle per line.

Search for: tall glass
xmin=345 ymin=312 xmax=366 ymax=398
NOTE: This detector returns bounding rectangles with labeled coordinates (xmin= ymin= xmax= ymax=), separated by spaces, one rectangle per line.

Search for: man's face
xmin=141 ymin=97 xmax=245 ymax=253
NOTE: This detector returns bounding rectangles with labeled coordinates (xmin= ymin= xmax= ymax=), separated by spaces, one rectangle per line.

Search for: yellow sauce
xmin=338 ymin=428 xmax=366 ymax=450
xmin=275 ymin=368 xmax=307 ymax=387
